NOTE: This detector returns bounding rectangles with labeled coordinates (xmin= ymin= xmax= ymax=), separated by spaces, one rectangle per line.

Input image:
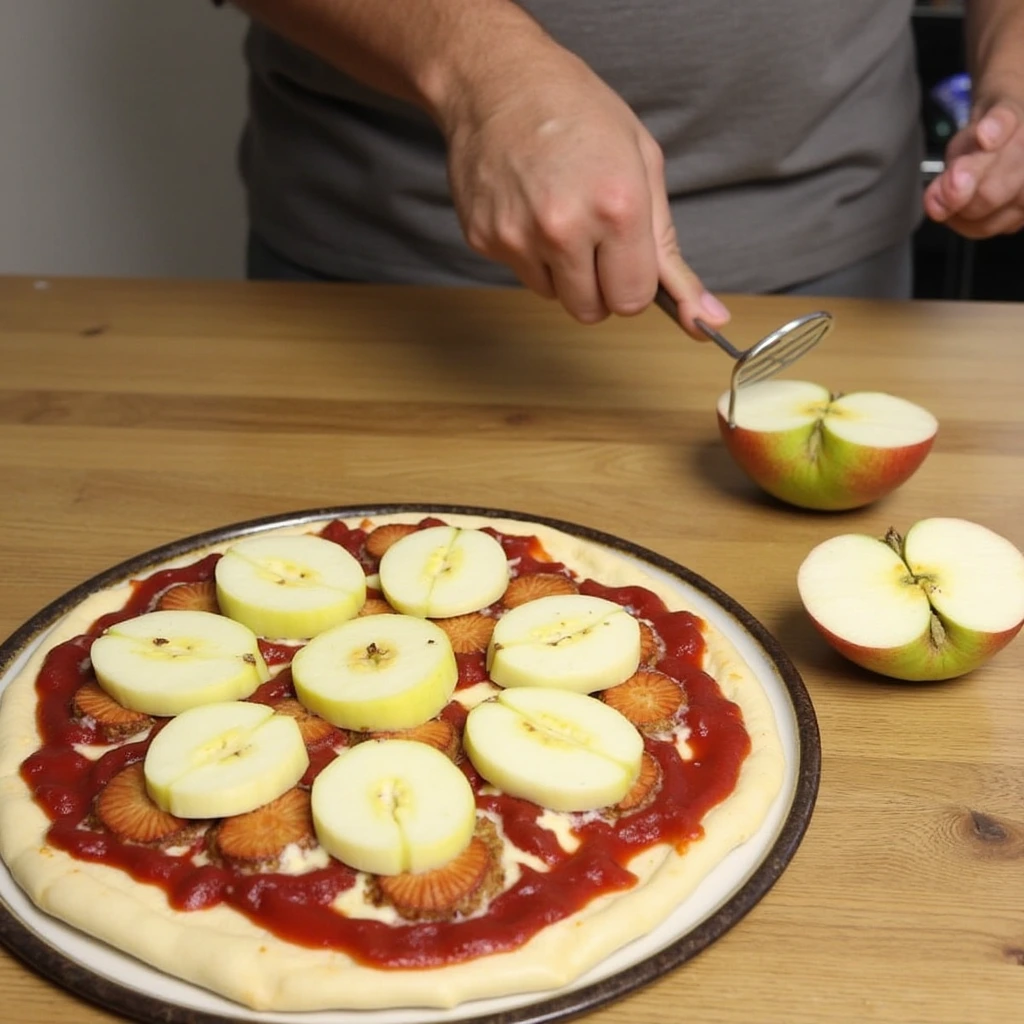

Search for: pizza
xmin=0 ymin=510 xmax=786 ymax=1012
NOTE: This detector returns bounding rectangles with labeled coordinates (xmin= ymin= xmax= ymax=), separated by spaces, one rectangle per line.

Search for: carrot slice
xmin=357 ymin=597 xmax=397 ymax=617
xmin=96 ymin=763 xmax=187 ymax=844
xmin=272 ymin=697 xmax=337 ymax=746
xmin=638 ymin=620 xmax=664 ymax=667
xmin=432 ymin=613 xmax=495 ymax=654
xmin=376 ymin=835 xmax=493 ymax=919
xmin=155 ymin=580 xmax=219 ymax=614
xmin=365 ymin=523 xmax=419 ymax=559
xmin=73 ymin=682 xmax=154 ymax=741
xmin=601 ymin=669 xmax=685 ymax=732
xmin=501 ymin=572 xmax=579 ymax=608
xmin=615 ymin=752 xmax=662 ymax=813
xmin=368 ymin=719 xmax=460 ymax=762
xmin=212 ymin=788 xmax=315 ymax=868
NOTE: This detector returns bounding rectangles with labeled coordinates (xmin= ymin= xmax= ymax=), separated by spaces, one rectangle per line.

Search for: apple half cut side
xmin=797 ymin=517 xmax=1024 ymax=681
xmin=717 ymin=380 xmax=938 ymax=511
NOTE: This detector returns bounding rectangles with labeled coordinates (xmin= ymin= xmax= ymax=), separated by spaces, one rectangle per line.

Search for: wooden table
xmin=1 ymin=276 xmax=1022 ymax=1023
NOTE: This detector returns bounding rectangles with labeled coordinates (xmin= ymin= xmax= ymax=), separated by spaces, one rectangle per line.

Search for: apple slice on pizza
xmin=0 ymin=512 xmax=786 ymax=1011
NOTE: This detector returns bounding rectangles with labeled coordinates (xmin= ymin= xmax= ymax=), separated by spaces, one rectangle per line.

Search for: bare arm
xmin=230 ymin=0 xmax=547 ymax=117
xmin=923 ymin=0 xmax=1024 ymax=238
xmin=230 ymin=0 xmax=729 ymax=334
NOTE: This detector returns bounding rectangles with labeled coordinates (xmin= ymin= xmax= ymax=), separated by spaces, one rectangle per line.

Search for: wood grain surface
xmin=1 ymin=275 xmax=1022 ymax=1023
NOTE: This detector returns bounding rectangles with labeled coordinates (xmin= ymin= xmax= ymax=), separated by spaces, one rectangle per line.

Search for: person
xmin=221 ymin=1 xmax=1024 ymax=337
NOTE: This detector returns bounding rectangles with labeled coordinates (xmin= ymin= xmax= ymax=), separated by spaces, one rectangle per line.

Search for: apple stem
xmin=886 ymin=526 xmax=940 ymax=593
xmin=883 ymin=528 xmax=905 ymax=557
xmin=807 ymin=420 xmax=824 ymax=460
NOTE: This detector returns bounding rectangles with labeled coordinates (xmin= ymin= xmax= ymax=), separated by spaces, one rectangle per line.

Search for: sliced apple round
xmin=464 ymin=687 xmax=643 ymax=811
xmin=310 ymin=738 xmax=476 ymax=875
xmin=487 ymin=593 xmax=641 ymax=692
xmin=215 ymin=533 xmax=367 ymax=640
xmin=718 ymin=379 xmax=938 ymax=511
xmin=90 ymin=609 xmax=270 ymax=716
xmin=291 ymin=613 xmax=458 ymax=730
xmin=378 ymin=525 xmax=509 ymax=618
xmin=144 ymin=700 xmax=309 ymax=818
xmin=797 ymin=517 xmax=1024 ymax=681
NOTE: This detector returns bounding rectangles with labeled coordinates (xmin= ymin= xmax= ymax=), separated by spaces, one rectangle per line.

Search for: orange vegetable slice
xmin=155 ymin=580 xmax=219 ymax=614
xmin=501 ymin=572 xmax=579 ymax=608
xmin=271 ymin=697 xmax=338 ymax=746
xmin=601 ymin=669 xmax=685 ymax=733
xmin=73 ymin=681 xmax=155 ymax=741
xmin=432 ymin=612 xmax=495 ymax=654
xmin=212 ymin=788 xmax=315 ymax=869
xmin=375 ymin=832 xmax=498 ymax=920
xmin=365 ymin=523 xmax=419 ymax=560
xmin=96 ymin=763 xmax=188 ymax=845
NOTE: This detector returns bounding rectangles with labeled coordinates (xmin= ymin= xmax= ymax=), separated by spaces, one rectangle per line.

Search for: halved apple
xmin=464 ymin=687 xmax=643 ymax=811
xmin=718 ymin=380 xmax=938 ymax=511
xmin=797 ymin=517 xmax=1024 ymax=681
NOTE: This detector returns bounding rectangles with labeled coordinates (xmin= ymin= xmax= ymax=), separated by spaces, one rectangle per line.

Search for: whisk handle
xmin=694 ymin=318 xmax=744 ymax=359
xmin=653 ymin=284 xmax=743 ymax=358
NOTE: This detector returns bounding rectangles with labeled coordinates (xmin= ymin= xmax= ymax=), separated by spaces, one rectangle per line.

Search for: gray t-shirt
xmin=240 ymin=1 xmax=923 ymax=292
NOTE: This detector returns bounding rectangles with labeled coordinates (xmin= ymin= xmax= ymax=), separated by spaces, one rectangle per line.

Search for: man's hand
xmin=924 ymin=99 xmax=1024 ymax=238
xmin=229 ymin=0 xmax=729 ymax=335
xmin=439 ymin=43 xmax=728 ymax=335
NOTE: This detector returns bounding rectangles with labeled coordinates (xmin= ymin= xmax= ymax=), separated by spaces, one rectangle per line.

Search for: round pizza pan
xmin=0 ymin=504 xmax=821 ymax=1024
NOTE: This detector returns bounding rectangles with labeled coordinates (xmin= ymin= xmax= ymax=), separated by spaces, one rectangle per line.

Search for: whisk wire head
xmin=657 ymin=288 xmax=832 ymax=427
xmin=719 ymin=312 xmax=833 ymax=428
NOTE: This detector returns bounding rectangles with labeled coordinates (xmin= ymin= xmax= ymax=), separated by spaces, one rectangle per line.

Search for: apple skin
xmin=803 ymin=613 xmax=1022 ymax=682
xmin=716 ymin=382 xmax=938 ymax=511
xmin=797 ymin=519 xmax=1024 ymax=682
xmin=717 ymin=413 xmax=935 ymax=512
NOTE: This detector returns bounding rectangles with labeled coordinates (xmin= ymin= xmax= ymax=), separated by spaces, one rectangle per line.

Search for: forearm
xmin=228 ymin=0 xmax=559 ymax=134
xmin=964 ymin=0 xmax=1024 ymax=104
xmin=227 ymin=0 xmax=724 ymax=329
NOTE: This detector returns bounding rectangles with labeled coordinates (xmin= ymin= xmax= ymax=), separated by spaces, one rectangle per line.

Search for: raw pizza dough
xmin=0 ymin=512 xmax=786 ymax=1011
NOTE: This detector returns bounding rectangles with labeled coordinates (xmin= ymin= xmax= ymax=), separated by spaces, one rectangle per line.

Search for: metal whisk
xmin=654 ymin=285 xmax=833 ymax=428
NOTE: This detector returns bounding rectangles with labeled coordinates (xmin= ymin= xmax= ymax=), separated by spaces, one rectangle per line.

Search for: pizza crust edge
xmin=0 ymin=512 xmax=787 ymax=1011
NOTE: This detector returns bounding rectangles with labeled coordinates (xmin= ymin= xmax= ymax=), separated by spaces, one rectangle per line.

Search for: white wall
xmin=0 ymin=1 xmax=249 ymax=278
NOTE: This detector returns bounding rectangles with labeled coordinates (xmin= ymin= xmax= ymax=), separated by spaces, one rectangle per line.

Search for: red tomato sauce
xmin=19 ymin=519 xmax=750 ymax=968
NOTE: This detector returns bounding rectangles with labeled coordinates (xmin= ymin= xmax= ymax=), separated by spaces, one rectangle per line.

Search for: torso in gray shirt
xmin=240 ymin=1 xmax=923 ymax=292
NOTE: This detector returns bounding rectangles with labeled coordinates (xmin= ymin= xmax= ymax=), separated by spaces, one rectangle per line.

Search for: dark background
xmin=912 ymin=2 xmax=1023 ymax=301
